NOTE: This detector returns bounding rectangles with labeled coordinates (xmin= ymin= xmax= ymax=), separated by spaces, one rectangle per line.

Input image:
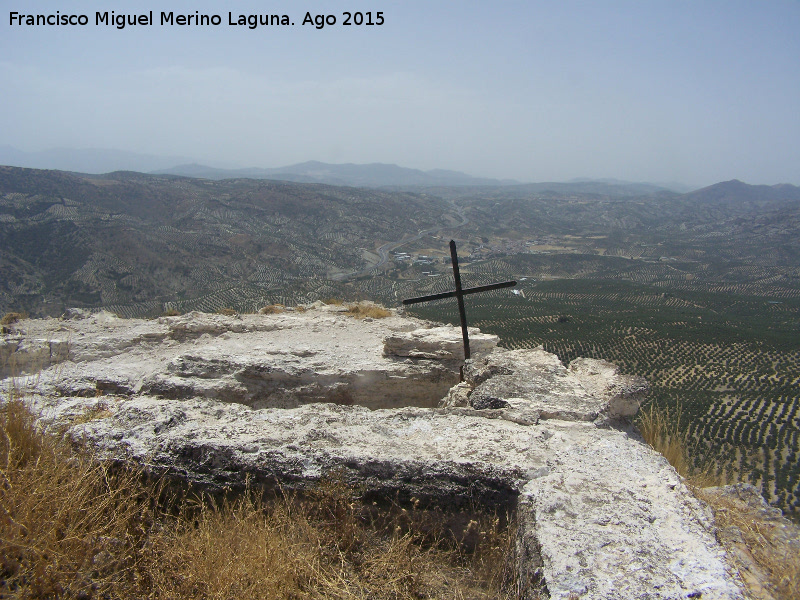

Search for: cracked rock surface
xmin=2 ymin=307 xmax=484 ymax=409
xmin=2 ymin=307 xmax=746 ymax=599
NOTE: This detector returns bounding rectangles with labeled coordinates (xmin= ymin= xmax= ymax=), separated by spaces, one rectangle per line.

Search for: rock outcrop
xmin=1 ymin=306 xmax=748 ymax=599
xmin=2 ymin=308 xmax=480 ymax=409
xmin=460 ymin=349 xmax=647 ymax=422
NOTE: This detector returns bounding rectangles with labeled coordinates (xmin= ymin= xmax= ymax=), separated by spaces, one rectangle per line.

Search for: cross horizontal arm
xmin=402 ymin=280 xmax=517 ymax=305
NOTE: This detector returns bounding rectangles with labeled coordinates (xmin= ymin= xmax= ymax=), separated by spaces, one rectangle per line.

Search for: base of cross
xmin=402 ymin=240 xmax=516 ymax=362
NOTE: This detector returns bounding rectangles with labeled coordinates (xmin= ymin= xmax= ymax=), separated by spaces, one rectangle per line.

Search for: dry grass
xmin=216 ymin=307 xmax=238 ymax=317
xmin=635 ymin=401 xmax=721 ymax=487
xmin=344 ymin=302 xmax=391 ymax=320
xmin=636 ymin=402 xmax=800 ymax=599
xmin=70 ymin=402 xmax=115 ymax=425
xmin=161 ymin=309 xmax=181 ymax=317
xmin=144 ymin=490 xmax=313 ymax=599
xmin=1 ymin=312 xmax=27 ymax=326
xmin=636 ymin=401 xmax=692 ymax=478
xmin=0 ymin=399 xmax=154 ymax=598
xmin=1 ymin=399 xmax=516 ymax=599
xmin=259 ymin=304 xmax=285 ymax=315
xmin=694 ymin=488 xmax=800 ymax=600
xmin=2 ymin=312 xmax=28 ymax=334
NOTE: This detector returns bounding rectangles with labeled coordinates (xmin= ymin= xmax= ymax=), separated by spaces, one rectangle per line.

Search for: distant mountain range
xmin=0 ymin=146 xmax=516 ymax=187
xmin=0 ymin=145 xmax=697 ymax=192
xmin=152 ymin=163 xmax=698 ymax=194
xmin=0 ymin=145 xmax=193 ymax=175
xmin=685 ymin=178 xmax=800 ymax=207
xmin=1 ymin=166 xmax=798 ymax=318
xmin=151 ymin=161 xmax=520 ymax=187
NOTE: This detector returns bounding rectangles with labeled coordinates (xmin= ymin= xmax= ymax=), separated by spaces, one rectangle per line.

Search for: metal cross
xmin=402 ymin=240 xmax=516 ymax=360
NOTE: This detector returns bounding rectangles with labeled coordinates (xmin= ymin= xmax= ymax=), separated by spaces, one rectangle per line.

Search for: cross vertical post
xmin=402 ymin=240 xmax=516 ymax=363
xmin=450 ymin=239 xmax=471 ymax=359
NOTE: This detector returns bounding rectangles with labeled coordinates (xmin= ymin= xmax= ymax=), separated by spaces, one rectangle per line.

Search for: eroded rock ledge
xmin=1 ymin=306 xmax=746 ymax=599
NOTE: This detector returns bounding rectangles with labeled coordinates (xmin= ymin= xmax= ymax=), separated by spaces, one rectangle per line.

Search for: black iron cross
xmin=402 ymin=240 xmax=516 ymax=360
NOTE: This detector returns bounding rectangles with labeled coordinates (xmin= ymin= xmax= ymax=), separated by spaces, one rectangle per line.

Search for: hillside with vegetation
xmin=389 ymin=180 xmax=800 ymax=518
xmin=0 ymin=166 xmax=453 ymax=316
xmin=1 ymin=165 xmax=799 ymax=518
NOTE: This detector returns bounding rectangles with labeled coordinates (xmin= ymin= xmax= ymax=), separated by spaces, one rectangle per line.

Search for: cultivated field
xmin=407 ymin=277 xmax=800 ymax=519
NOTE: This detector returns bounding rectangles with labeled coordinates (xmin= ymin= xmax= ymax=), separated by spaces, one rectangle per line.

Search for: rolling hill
xmin=2 ymin=165 xmax=800 ymax=516
xmin=0 ymin=166 xmax=455 ymax=316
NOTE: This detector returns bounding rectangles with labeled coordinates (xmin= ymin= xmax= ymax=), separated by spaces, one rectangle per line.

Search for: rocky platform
xmin=1 ymin=305 xmax=746 ymax=599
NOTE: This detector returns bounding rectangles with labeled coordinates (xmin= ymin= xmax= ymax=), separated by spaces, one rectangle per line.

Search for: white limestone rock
xmin=0 ymin=335 xmax=70 ymax=377
xmin=2 ymin=306 xmax=462 ymax=410
xmin=464 ymin=348 xmax=647 ymax=422
xmin=1 ymin=309 xmax=747 ymax=599
xmin=517 ymin=424 xmax=744 ymax=599
xmin=383 ymin=324 xmax=498 ymax=360
xmin=568 ymin=357 xmax=647 ymax=419
xmin=440 ymin=381 xmax=471 ymax=408
xmin=57 ymin=396 xmax=742 ymax=599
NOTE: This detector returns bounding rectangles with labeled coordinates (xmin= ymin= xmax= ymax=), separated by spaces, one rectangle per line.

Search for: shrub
xmin=259 ymin=304 xmax=285 ymax=315
xmin=1 ymin=311 xmax=27 ymax=326
xmin=345 ymin=302 xmax=392 ymax=319
xmin=216 ymin=307 xmax=238 ymax=316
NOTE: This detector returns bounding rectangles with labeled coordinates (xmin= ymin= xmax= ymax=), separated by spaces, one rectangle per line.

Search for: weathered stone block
xmin=383 ymin=324 xmax=498 ymax=360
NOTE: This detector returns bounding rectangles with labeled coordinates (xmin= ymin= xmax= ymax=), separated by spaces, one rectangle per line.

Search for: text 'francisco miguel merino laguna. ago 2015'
xmin=8 ymin=10 xmax=385 ymax=30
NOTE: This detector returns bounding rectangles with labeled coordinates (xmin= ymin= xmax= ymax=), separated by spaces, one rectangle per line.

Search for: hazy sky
xmin=2 ymin=1 xmax=799 ymax=186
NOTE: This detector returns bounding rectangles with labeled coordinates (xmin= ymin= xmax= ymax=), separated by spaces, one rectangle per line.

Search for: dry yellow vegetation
xmin=637 ymin=403 xmax=800 ymax=600
xmin=1 ymin=312 xmax=26 ymax=326
xmin=636 ymin=402 xmax=717 ymax=485
xmin=345 ymin=302 xmax=392 ymax=319
xmin=0 ymin=399 xmax=515 ymax=599
xmin=259 ymin=304 xmax=286 ymax=314
xmin=695 ymin=487 xmax=800 ymax=600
